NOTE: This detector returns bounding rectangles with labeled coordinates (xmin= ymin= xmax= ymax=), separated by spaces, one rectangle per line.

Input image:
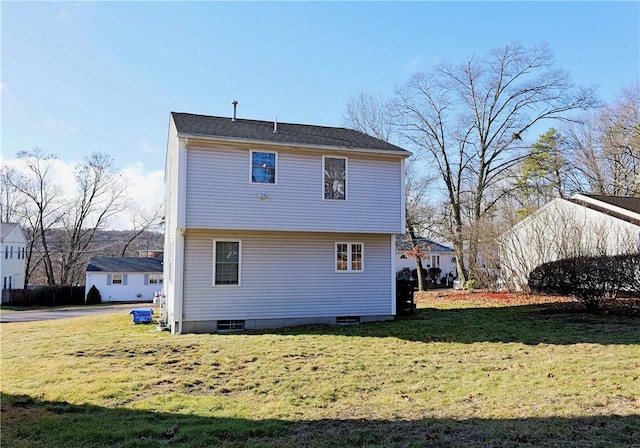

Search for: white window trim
xmin=249 ymin=150 xmax=278 ymax=185
xmin=335 ymin=242 xmax=364 ymax=273
xmin=322 ymin=155 xmax=348 ymax=201
xmin=112 ymin=274 xmax=124 ymax=285
xmin=213 ymin=239 xmax=242 ymax=287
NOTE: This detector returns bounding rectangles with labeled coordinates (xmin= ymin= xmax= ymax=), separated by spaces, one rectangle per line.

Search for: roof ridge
xmin=172 ymin=111 xmax=357 ymax=131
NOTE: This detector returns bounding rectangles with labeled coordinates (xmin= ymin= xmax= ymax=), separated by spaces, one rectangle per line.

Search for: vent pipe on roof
xmin=273 ymin=117 xmax=278 ymax=134
xmin=231 ymin=100 xmax=238 ymax=121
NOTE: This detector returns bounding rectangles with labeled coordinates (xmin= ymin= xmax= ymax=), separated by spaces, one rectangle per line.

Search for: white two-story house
xmin=1 ymin=223 xmax=27 ymax=291
xmin=163 ymin=111 xmax=411 ymax=333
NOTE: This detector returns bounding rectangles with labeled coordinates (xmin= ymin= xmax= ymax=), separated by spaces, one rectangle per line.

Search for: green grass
xmin=1 ymin=299 xmax=639 ymax=447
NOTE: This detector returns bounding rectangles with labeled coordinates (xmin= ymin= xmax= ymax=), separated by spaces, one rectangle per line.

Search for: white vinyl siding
xmin=182 ymin=230 xmax=392 ymax=321
xmin=0 ymin=225 xmax=27 ymax=290
xmin=185 ymin=147 xmax=403 ymax=234
xmin=85 ymin=272 xmax=162 ymax=302
xmin=500 ymin=198 xmax=640 ymax=290
xmin=163 ymin=119 xmax=183 ymax=325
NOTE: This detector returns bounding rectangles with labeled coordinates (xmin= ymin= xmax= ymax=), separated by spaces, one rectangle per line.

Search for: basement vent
xmin=336 ymin=316 xmax=360 ymax=325
xmin=217 ymin=320 xmax=245 ymax=331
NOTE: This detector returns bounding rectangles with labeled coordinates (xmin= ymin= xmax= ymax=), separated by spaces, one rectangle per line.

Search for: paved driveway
xmin=0 ymin=303 xmax=157 ymax=323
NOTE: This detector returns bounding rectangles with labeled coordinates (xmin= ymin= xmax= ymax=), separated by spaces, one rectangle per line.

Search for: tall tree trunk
xmin=407 ymin=225 xmax=427 ymax=291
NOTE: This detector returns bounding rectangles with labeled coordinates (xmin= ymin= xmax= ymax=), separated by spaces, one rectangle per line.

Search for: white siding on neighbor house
xmin=1 ymin=226 xmax=27 ymax=290
xmin=85 ymin=272 xmax=162 ymax=302
xmin=395 ymin=251 xmax=457 ymax=280
xmin=184 ymin=146 xmax=404 ymax=234
xmin=181 ymin=230 xmax=393 ymax=321
xmin=500 ymin=198 xmax=640 ymax=290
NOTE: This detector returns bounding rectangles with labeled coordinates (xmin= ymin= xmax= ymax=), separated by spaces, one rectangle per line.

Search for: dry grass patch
xmin=1 ymin=295 xmax=639 ymax=447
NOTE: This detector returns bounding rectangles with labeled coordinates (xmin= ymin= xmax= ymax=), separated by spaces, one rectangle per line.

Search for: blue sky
xmin=1 ymin=1 xmax=639 ymax=227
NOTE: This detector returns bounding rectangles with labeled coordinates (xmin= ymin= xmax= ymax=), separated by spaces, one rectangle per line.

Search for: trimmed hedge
xmin=528 ymin=254 xmax=640 ymax=313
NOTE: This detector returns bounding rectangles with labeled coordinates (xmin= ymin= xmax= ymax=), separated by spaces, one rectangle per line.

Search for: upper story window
xmin=323 ymin=156 xmax=347 ymax=200
xmin=251 ymin=151 xmax=276 ymax=184
xmin=214 ymin=240 xmax=241 ymax=286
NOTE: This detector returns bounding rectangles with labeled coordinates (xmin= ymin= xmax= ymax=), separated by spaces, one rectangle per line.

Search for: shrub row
xmin=2 ymin=285 xmax=87 ymax=307
xmin=528 ymin=254 xmax=640 ymax=313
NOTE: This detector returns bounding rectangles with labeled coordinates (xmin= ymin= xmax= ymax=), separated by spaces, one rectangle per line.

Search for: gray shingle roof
xmin=568 ymin=195 xmax=640 ymax=226
xmin=396 ymin=237 xmax=454 ymax=253
xmin=0 ymin=223 xmax=21 ymax=242
xmin=583 ymin=195 xmax=640 ymax=215
xmin=172 ymin=112 xmax=411 ymax=154
xmin=86 ymin=257 xmax=163 ymax=273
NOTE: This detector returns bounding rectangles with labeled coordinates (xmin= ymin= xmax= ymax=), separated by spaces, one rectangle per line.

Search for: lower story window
xmin=147 ymin=274 xmax=163 ymax=284
xmin=214 ymin=240 xmax=241 ymax=285
xmin=336 ymin=242 xmax=363 ymax=272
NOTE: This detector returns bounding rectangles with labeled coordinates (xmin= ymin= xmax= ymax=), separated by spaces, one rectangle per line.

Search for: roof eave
xmin=176 ymin=132 xmax=412 ymax=158
xmin=573 ymin=194 xmax=640 ymax=224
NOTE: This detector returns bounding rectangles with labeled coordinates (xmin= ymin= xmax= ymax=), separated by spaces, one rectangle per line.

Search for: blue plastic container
xmin=129 ymin=308 xmax=153 ymax=324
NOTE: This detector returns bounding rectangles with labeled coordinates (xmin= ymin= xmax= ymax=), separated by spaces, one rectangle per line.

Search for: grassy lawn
xmin=1 ymin=293 xmax=639 ymax=447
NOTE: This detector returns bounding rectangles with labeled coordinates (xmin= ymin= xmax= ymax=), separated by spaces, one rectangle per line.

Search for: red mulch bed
xmin=415 ymin=288 xmax=640 ymax=316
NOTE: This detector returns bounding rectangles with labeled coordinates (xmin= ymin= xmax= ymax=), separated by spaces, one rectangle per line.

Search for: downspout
xmin=173 ymin=228 xmax=185 ymax=334
xmin=390 ymin=234 xmax=397 ymax=317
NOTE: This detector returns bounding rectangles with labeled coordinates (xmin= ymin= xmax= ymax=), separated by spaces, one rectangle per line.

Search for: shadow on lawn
xmin=2 ymin=392 xmax=639 ymax=448
xmin=252 ymin=304 xmax=640 ymax=346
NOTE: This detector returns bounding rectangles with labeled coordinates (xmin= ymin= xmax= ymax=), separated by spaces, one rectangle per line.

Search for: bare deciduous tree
xmin=395 ymin=43 xmax=597 ymax=286
xmin=10 ymin=149 xmax=66 ymax=285
xmin=344 ymin=91 xmax=437 ymax=290
xmin=565 ymin=83 xmax=640 ymax=196
xmin=0 ymin=166 xmax=25 ymax=223
xmin=119 ymin=203 xmax=163 ymax=256
xmin=344 ymin=92 xmax=396 ymax=142
xmin=404 ymin=161 xmax=437 ymax=290
xmin=56 ymin=152 xmax=127 ymax=285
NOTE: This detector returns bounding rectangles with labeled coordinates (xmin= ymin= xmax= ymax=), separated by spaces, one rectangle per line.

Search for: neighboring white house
xmin=499 ymin=194 xmax=640 ymax=291
xmin=1 ymin=223 xmax=27 ymax=291
xmin=395 ymin=237 xmax=457 ymax=282
xmin=163 ymin=110 xmax=411 ymax=333
xmin=85 ymin=257 xmax=163 ymax=302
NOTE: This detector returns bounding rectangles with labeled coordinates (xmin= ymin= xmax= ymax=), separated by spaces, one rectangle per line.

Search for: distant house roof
xmin=171 ymin=112 xmax=411 ymax=155
xmin=86 ymin=257 xmax=163 ymax=273
xmin=568 ymin=194 xmax=640 ymax=227
xmin=396 ymin=237 xmax=454 ymax=253
xmin=0 ymin=223 xmax=24 ymax=242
